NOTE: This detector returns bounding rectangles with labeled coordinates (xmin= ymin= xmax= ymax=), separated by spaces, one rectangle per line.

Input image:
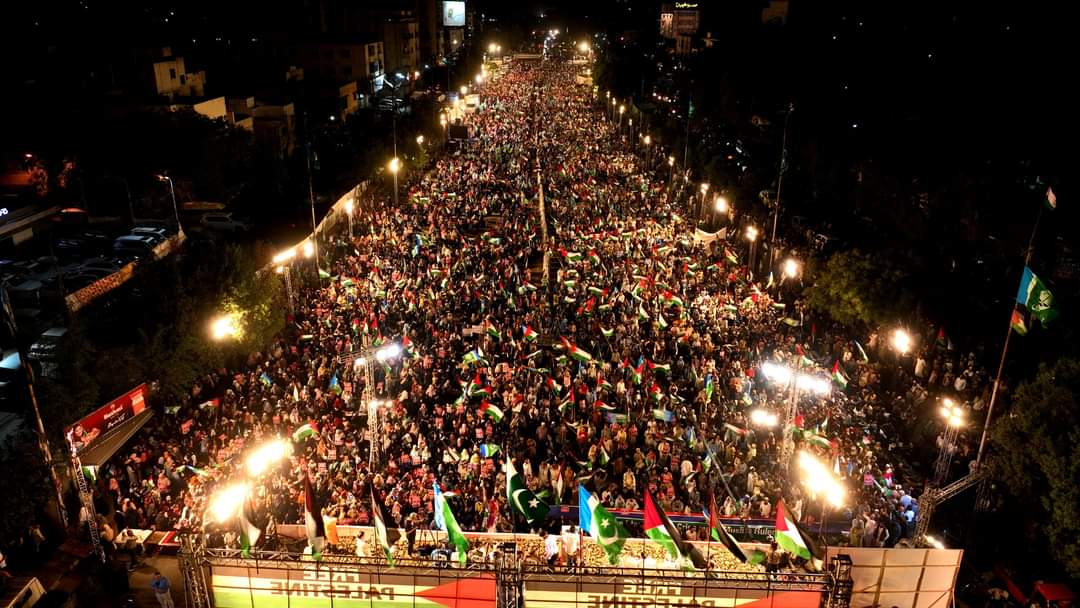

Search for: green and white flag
xmin=1016 ymin=266 xmax=1059 ymax=325
xmin=434 ymin=482 xmax=469 ymax=564
xmin=506 ymin=458 xmax=549 ymax=526
xmin=579 ymin=486 xmax=628 ymax=565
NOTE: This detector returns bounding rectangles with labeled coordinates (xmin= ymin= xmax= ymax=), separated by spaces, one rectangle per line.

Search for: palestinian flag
xmin=597 ymin=375 xmax=613 ymax=391
xmin=805 ymin=433 xmax=831 ymax=450
xmin=561 ymin=249 xmax=584 ymax=263
xmin=643 ymin=490 xmax=681 ymax=559
xmin=371 ymin=489 xmax=402 ymax=565
xmin=724 ymin=249 xmax=739 ymax=264
xmin=601 ymin=327 xmax=615 ymax=338
xmin=522 ymin=325 xmax=539 ymax=342
xmin=648 ymin=360 xmax=671 ymax=374
xmin=775 ymin=499 xmax=811 ymax=559
xmin=705 ymin=492 xmax=748 ymax=562
xmin=462 ymin=348 xmax=488 ymax=367
xmin=588 ymin=251 xmax=601 ymax=265
xmin=465 ymin=373 xmax=483 ymax=396
xmin=644 ymin=490 xmax=708 ymax=569
xmin=638 ymin=303 xmax=650 ymax=322
xmin=518 ymin=281 xmax=538 ymax=294
xmin=831 ymin=361 xmax=848 ymax=389
xmin=588 ymin=286 xmax=609 ymax=297
xmin=485 ymin=322 xmax=502 ymax=340
xmin=558 ymin=398 xmax=573 ymax=415
xmin=479 ymin=401 xmax=504 ymax=422
xmin=1010 ymin=309 xmax=1028 ymax=336
xmin=434 ymin=482 xmax=469 ymax=564
xmin=595 ymin=401 xmax=616 ymax=412
xmin=649 ymin=383 xmax=663 ymax=402
xmin=402 ymin=336 xmax=416 ymax=357
xmin=292 ymin=422 xmax=317 ymax=443
xmin=631 ymin=361 xmax=645 ymax=385
xmin=303 ymin=475 xmax=326 ymax=560
xmin=661 ymin=291 xmax=684 ymax=308
xmin=561 ymin=337 xmax=593 ymax=363
xmin=546 ymin=377 xmax=564 ymax=395
xmin=239 ymin=496 xmax=261 ymax=558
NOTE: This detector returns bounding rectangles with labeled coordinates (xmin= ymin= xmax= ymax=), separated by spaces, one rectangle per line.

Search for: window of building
xmin=169 ymin=68 xmax=176 ymax=80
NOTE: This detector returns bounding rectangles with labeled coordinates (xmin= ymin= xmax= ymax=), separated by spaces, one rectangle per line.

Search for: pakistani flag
xmin=578 ymin=485 xmax=628 ymax=565
xmin=774 ymin=499 xmax=811 ymax=559
xmin=303 ymin=475 xmax=326 ymax=560
xmin=1016 ymin=266 xmax=1059 ymax=324
xmin=434 ymin=482 xmax=469 ymax=564
xmin=506 ymin=458 xmax=549 ymax=526
xmin=371 ymin=489 xmax=402 ymax=566
xmin=239 ymin=497 xmax=261 ymax=558
xmin=292 ymin=422 xmax=317 ymax=443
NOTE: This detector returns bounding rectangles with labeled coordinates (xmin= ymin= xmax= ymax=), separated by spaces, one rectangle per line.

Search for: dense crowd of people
xmin=82 ymin=53 xmax=990 ymax=569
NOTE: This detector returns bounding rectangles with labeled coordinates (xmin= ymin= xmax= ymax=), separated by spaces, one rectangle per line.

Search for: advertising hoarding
xmin=442 ymin=1 xmax=465 ymax=27
xmin=65 ymin=384 xmax=148 ymax=453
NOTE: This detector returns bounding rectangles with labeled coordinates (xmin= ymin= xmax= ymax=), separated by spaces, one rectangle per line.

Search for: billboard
xmin=66 ymin=384 xmax=148 ymax=454
xmin=211 ymin=565 xmax=495 ymax=608
xmin=442 ymin=1 xmax=465 ymax=27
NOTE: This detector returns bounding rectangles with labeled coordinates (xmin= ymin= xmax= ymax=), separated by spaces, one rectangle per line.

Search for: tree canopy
xmin=803 ymin=249 xmax=913 ymax=328
xmin=991 ymin=357 xmax=1080 ymax=578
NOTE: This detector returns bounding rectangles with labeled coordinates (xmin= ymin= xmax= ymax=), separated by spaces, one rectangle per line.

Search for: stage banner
xmin=210 ymin=564 xmax=496 ymax=608
xmin=693 ymin=228 xmax=726 ymax=245
xmin=65 ymin=384 xmax=148 ymax=454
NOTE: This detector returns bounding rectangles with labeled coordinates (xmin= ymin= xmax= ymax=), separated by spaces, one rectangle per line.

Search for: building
xmin=761 ymin=0 xmax=790 ymax=25
xmin=296 ymin=38 xmax=386 ymax=97
xmin=151 ymin=48 xmax=207 ymax=99
xmin=380 ymin=16 xmax=421 ymax=73
xmin=252 ymin=100 xmax=297 ymax=159
xmin=167 ymin=97 xmax=229 ymax=121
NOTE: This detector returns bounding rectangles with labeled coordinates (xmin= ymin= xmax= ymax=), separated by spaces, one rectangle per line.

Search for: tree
xmin=803 ymin=249 xmax=913 ymax=328
xmin=991 ymin=358 xmax=1080 ymax=578
xmin=0 ymin=430 xmax=54 ymax=549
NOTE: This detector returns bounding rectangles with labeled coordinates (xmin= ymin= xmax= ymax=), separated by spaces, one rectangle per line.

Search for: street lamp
xmin=489 ymin=42 xmax=498 ymax=53
xmin=933 ymin=399 xmax=965 ymax=484
xmin=891 ymin=328 xmax=912 ymax=355
xmin=302 ymin=240 xmax=314 ymax=259
xmin=750 ymin=409 xmax=779 ymax=428
xmin=783 ymin=258 xmax=800 ymax=279
xmin=208 ymin=484 xmax=249 ymax=524
xmin=460 ymin=85 xmax=468 ymax=96
xmin=210 ymin=313 xmax=240 ymax=341
xmin=746 ymin=225 xmax=759 ymax=276
xmin=345 ymin=198 xmax=355 ymax=240
xmin=389 ymin=157 xmax=401 ymax=206
xmin=154 ymin=174 xmax=182 ymax=232
xmin=714 ymin=195 xmax=728 ymax=214
xmin=475 ymin=73 xmax=483 ymax=85
xmin=618 ymin=104 xmax=625 ymax=132
xmin=245 ymin=439 xmax=292 ymax=477
xmin=579 ymin=41 xmax=591 ymax=53
xmin=416 ymin=135 xmax=425 ymax=146
xmin=273 ymin=248 xmax=297 ymax=313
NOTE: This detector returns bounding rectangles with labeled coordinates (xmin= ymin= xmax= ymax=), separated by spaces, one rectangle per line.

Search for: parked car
xmin=79 ymin=257 xmax=124 ymax=274
xmin=0 ymin=349 xmax=24 ymax=406
xmin=113 ymin=235 xmax=158 ymax=260
xmin=28 ymin=326 xmax=67 ymax=380
xmin=200 ymin=213 xmax=251 ymax=233
xmin=131 ymin=226 xmax=170 ymax=241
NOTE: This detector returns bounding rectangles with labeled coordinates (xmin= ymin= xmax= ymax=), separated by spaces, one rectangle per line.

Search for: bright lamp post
xmin=784 ymin=258 xmax=799 ymax=280
xmin=618 ymin=104 xmax=625 ymax=132
xmin=933 ymin=399 xmax=965 ymax=484
xmin=273 ymin=248 xmax=297 ymax=313
xmin=798 ymin=451 xmax=846 ymax=542
xmin=760 ymin=362 xmax=832 ymax=479
xmin=344 ymin=197 xmax=355 ymax=240
xmin=891 ymin=328 xmax=912 ymax=355
xmin=347 ymin=342 xmax=403 ymax=466
xmin=389 ymin=157 xmax=401 ymax=206
xmin=698 ymin=182 xmax=710 ymax=220
xmin=210 ymin=313 xmax=240 ymax=341
xmin=746 ymin=225 xmax=759 ymax=275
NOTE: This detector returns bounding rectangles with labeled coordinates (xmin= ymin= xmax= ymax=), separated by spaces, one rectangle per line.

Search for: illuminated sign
xmin=675 ymin=2 xmax=699 ymax=8
xmin=442 ymin=1 xmax=465 ymax=27
xmin=0 ymin=208 xmax=8 ymax=216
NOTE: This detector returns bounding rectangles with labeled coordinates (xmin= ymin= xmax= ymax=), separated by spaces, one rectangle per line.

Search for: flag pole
xmin=976 ymin=205 xmax=1043 ymax=468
